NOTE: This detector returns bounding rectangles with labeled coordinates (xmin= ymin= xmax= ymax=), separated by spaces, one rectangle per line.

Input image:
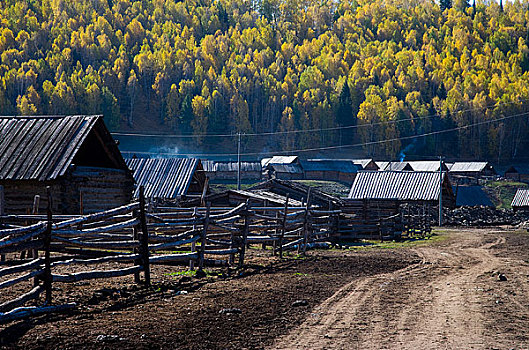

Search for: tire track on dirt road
xmin=270 ymin=230 xmax=517 ymax=350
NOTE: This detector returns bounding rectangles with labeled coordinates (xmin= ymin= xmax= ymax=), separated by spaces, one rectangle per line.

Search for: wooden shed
xmin=505 ymin=166 xmax=529 ymax=183
xmin=302 ymin=159 xmax=359 ymax=183
xmin=448 ymin=162 xmax=496 ymax=184
xmin=0 ymin=115 xmax=133 ymax=214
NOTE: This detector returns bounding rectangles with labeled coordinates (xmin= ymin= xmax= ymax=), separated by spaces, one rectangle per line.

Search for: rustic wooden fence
xmin=0 ymin=187 xmax=348 ymax=324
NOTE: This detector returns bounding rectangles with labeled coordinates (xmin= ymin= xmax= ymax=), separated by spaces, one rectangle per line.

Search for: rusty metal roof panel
xmin=348 ymin=171 xmax=446 ymax=201
xmin=126 ymin=158 xmax=199 ymax=199
xmin=511 ymin=189 xmax=529 ymax=207
xmin=0 ymin=115 xmax=99 ymax=181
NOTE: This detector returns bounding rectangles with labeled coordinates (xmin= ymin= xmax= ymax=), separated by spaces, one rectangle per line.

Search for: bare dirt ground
xmin=271 ymin=227 xmax=529 ymax=349
xmin=1 ymin=227 xmax=528 ymax=349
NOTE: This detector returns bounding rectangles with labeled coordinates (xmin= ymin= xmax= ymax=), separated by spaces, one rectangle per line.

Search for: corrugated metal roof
xmin=455 ymin=186 xmax=494 ymax=207
xmin=350 ymin=159 xmax=377 ymax=169
xmin=0 ymin=115 xmax=100 ymax=181
xmin=126 ymin=158 xmax=199 ymax=199
xmin=348 ymin=171 xmax=447 ymax=201
xmin=270 ymin=163 xmax=303 ymax=174
xmin=384 ymin=162 xmax=412 ymax=171
xmin=449 ymin=162 xmax=490 ymax=173
xmin=376 ymin=161 xmax=389 ymax=170
xmin=407 ymin=161 xmax=446 ymax=172
xmin=511 ymin=189 xmax=529 ymax=207
xmin=262 ymin=155 xmax=298 ymax=167
xmin=303 ymin=160 xmax=358 ymax=173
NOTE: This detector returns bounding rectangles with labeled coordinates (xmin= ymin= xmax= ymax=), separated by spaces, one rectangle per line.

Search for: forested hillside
xmin=2 ymin=0 xmax=529 ymax=160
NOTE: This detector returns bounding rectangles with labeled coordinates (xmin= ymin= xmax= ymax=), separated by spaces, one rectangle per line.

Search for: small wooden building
xmin=505 ymin=166 xmax=529 ymax=183
xmin=448 ymin=162 xmax=496 ymax=184
xmin=302 ymin=159 xmax=359 ymax=183
xmin=126 ymin=158 xmax=207 ymax=204
xmin=511 ymin=188 xmax=529 ymax=211
xmin=0 ymin=115 xmax=133 ymax=214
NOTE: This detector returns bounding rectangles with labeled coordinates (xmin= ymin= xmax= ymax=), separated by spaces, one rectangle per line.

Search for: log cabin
xmin=0 ymin=115 xmax=133 ymax=214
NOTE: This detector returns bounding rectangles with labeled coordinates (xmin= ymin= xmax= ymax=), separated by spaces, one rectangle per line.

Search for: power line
xmin=111 ymin=97 xmax=529 ymax=138
xmin=120 ymin=109 xmax=529 ymax=158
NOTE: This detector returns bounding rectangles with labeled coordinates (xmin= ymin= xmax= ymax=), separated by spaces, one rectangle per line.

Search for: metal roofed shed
xmin=512 ymin=189 xmax=529 ymax=211
xmin=0 ymin=115 xmax=133 ymax=214
xmin=348 ymin=171 xmax=455 ymax=207
xmin=448 ymin=162 xmax=496 ymax=185
xmin=302 ymin=159 xmax=359 ymax=183
xmin=454 ymin=186 xmax=494 ymax=207
xmin=126 ymin=158 xmax=207 ymax=203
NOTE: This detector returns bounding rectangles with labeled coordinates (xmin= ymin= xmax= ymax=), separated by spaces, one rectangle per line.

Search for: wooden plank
xmin=0 ymin=303 xmax=76 ymax=325
xmin=0 ymin=285 xmax=44 ymax=313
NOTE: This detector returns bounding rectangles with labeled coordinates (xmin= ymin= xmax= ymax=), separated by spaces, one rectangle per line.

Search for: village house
xmin=0 ymin=115 xmax=134 ymax=214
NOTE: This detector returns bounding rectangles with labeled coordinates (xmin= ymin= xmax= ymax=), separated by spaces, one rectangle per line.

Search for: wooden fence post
xmin=44 ymin=187 xmax=53 ymax=304
xmin=198 ymin=202 xmax=210 ymax=272
xmin=301 ymin=188 xmax=312 ymax=256
xmin=238 ymin=200 xmax=250 ymax=268
xmin=189 ymin=207 xmax=198 ymax=270
xmin=139 ymin=186 xmax=150 ymax=286
xmin=279 ymin=195 xmax=289 ymax=259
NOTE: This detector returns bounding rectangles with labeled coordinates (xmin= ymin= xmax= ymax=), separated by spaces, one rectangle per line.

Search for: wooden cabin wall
xmin=0 ymin=180 xmax=61 ymax=214
xmin=65 ymin=166 xmax=133 ymax=214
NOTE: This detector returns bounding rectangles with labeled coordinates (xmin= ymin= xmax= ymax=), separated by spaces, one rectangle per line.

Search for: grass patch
xmin=485 ymin=180 xmax=528 ymax=209
xmin=293 ymin=272 xmax=309 ymax=277
xmin=165 ymin=270 xmax=197 ymax=277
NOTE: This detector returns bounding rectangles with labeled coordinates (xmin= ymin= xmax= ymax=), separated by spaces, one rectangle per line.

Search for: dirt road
xmin=271 ymin=228 xmax=529 ymax=349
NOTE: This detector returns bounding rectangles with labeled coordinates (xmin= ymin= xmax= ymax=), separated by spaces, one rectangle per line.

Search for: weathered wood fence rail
xmin=0 ymin=187 xmax=424 ymax=325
